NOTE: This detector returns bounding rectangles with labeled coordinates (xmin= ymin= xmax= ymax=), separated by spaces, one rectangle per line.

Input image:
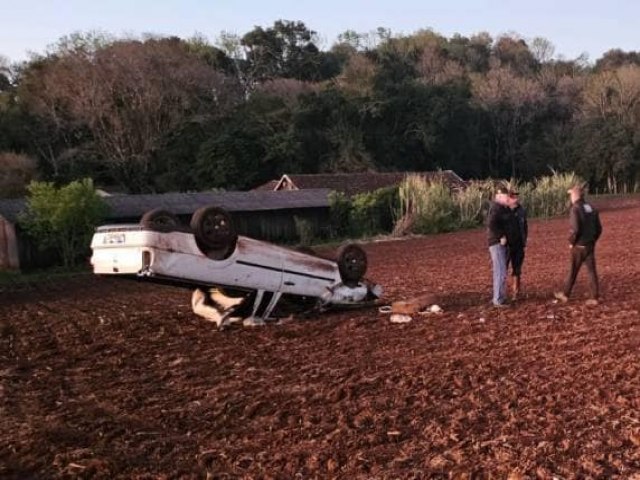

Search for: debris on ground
xmin=391 ymin=293 xmax=438 ymax=315
xmin=390 ymin=314 xmax=412 ymax=323
xmin=419 ymin=304 xmax=443 ymax=315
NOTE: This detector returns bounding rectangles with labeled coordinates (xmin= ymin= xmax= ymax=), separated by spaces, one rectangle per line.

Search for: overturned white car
xmin=90 ymin=206 xmax=382 ymax=328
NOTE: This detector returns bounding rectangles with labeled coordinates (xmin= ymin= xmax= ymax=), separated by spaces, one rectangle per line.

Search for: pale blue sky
xmin=1 ymin=0 xmax=638 ymax=63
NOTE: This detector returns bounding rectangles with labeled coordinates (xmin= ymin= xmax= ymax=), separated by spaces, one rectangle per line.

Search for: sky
xmin=1 ymin=0 xmax=638 ymax=64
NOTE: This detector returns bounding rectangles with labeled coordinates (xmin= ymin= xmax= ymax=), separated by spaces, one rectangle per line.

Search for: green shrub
xmin=19 ymin=178 xmax=109 ymax=268
xmin=350 ymin=186 xmax=399 ymax=236
xmin=329 ymin=187 xmax=399 ymax=239
xmin=328 ymin=191 xmax=352 ymax=238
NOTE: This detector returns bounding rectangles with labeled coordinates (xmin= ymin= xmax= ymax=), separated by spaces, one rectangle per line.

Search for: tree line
xmin=2 ymin=21 xmax=640 ymax=197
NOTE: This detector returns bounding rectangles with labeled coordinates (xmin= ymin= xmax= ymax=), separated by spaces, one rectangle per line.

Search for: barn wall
xmin=0 ymin=217 xmax=20 ymax=270
xmin=176 ymin=207 xmax=330 ymax=244
xmin=15 ymin=228 xmax=59 ymax=272
xmin=232 ymin=208 xmax=330 ymax=243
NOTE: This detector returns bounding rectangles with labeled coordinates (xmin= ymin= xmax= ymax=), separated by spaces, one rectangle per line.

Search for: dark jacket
xmin=507 ymin=204 xmax=528 ymax=249
xmin=569 ymin=199 xmax=602 ymax=246
xmin=487 ymin=201 xmax=511 ymax=246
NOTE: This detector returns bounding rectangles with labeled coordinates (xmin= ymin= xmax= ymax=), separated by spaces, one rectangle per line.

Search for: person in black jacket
xmin=554 ymin=185 xmax=603 ymax=304
xmin=487 ymin=186 xmax=512 ymax=307
xmin=506 ymin=191 xmax=528 ymax=300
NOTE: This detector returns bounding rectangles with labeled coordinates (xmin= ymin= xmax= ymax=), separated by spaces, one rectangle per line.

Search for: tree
xmin=19 ymin=35 xmax=241 ymax=192
xmin=240 ymin=20 xmax=337 ymax=83
xmin=151 ymin=119 xmax=210 ymax=192
xmin=576 ymin=65 xmax=640 ymax=191
xmin=464 ymin=32 xmax=493 ymax=72
xmin=335 ymin=30 xmax=365 ymax=54
xmin=195 ymin=95 xmax=299 ymax=190
xmin=0 ymin=55 xmax=10 ymax=92
xmin=184 ymin=34 xmax=235 ymax=74
xmin=326 ymin=116 xmax=375 ymax=173
xmin=195 ymin=125 xmax=265 ymax=190
xmin=492 ymin=35 xmax=539 ymax=75
xmin=417 ymin=45 xmax=465 ymax=86
xmin=372 ymin=48 xmax=418 ymax=93
xmin=0 ymin=152 xmax=38 ymax=198
xmin=530 ymin=37 xmax=556 ymax=64
xmin=335 ymin=27 xmax=392 ymax=53
xmin=595 ymin=49 xmax=640 ymax=72
xmin=12 ymin=55 xmax=91 ymax=179
xmin=442 ymin=32 xmax=492 ymax=73
xmin=336 ymin=53 xmax=378 ymax=96
xmin=19 ymin=178 xmax=108 ymax=268
xmin=471 ymin=66 xmax=546 ymax=177
xmin=292 ymin=89 xmax=373 ymax=173
xmin=254 ymin=78 xmax=320 ymax=104
xmin=582 ymin=65 xmax=640 ymax=128
xmin=571 ymin=118 xmax=637 ymax=193
xmin=362 ymin=81 xmax=480 ymax=175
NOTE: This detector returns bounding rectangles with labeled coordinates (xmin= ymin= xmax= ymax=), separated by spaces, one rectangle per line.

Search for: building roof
xmin=255 ymin=171 xmax=466 ymax=197
xmin=251 ymin=180 xmax=280 ymax=191
xmin=0 ymin=189 xmax=331 ymax=224
xmin=0 ymin=198 xmax=24 ymax=225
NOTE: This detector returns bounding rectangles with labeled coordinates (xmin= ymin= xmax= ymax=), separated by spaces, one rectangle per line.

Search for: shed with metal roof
xmin=0 ymin=189 xmax=332 ymax=270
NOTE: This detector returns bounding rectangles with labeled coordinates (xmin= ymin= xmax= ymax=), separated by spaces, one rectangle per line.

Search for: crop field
xmin=2 ymin=197 xmax=640 ymax=478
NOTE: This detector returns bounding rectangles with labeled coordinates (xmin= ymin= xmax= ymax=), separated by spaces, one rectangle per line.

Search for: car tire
xmin=190 ymin=206 xmax=238 ymax=256
xmin=337 ymin=243 xmax=367 ymax=285
xmin=140 ymin=208 xmax=181 ymax=233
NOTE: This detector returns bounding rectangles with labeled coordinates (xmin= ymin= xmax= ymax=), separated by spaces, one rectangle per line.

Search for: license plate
xmin=103 ymin=233 xmax=126 ymax=244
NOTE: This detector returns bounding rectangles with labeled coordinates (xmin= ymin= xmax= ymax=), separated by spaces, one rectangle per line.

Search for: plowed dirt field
xmin=2 ymin=197 xmax=640 ymax=479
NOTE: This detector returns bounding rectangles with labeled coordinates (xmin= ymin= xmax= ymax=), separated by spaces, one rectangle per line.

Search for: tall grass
xmin=394 ymin=171 xmax=583 ymax=236
xmin=518 ymin=171 xmax=582 ymax=218
xmin=397 ymin=174 xmax=457 ymax=234
xmin=455 ymin=180 xmax=494 ymax=227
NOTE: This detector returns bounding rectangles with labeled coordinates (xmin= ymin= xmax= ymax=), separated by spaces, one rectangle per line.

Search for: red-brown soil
xmin=2 ymin=197 xmax=640 ymax=479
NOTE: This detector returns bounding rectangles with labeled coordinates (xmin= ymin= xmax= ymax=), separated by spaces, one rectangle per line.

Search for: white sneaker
xmin=554 ymin=292 xmax=568 ymax=303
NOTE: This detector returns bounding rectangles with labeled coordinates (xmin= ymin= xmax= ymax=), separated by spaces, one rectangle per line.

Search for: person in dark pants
xmin=487 ymin=187 xmax=512 ymax=307
xmin=554 ymin=185 xmax=602 ymax=305
xmin=506 ymin=191 xmax=528 ymax=300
